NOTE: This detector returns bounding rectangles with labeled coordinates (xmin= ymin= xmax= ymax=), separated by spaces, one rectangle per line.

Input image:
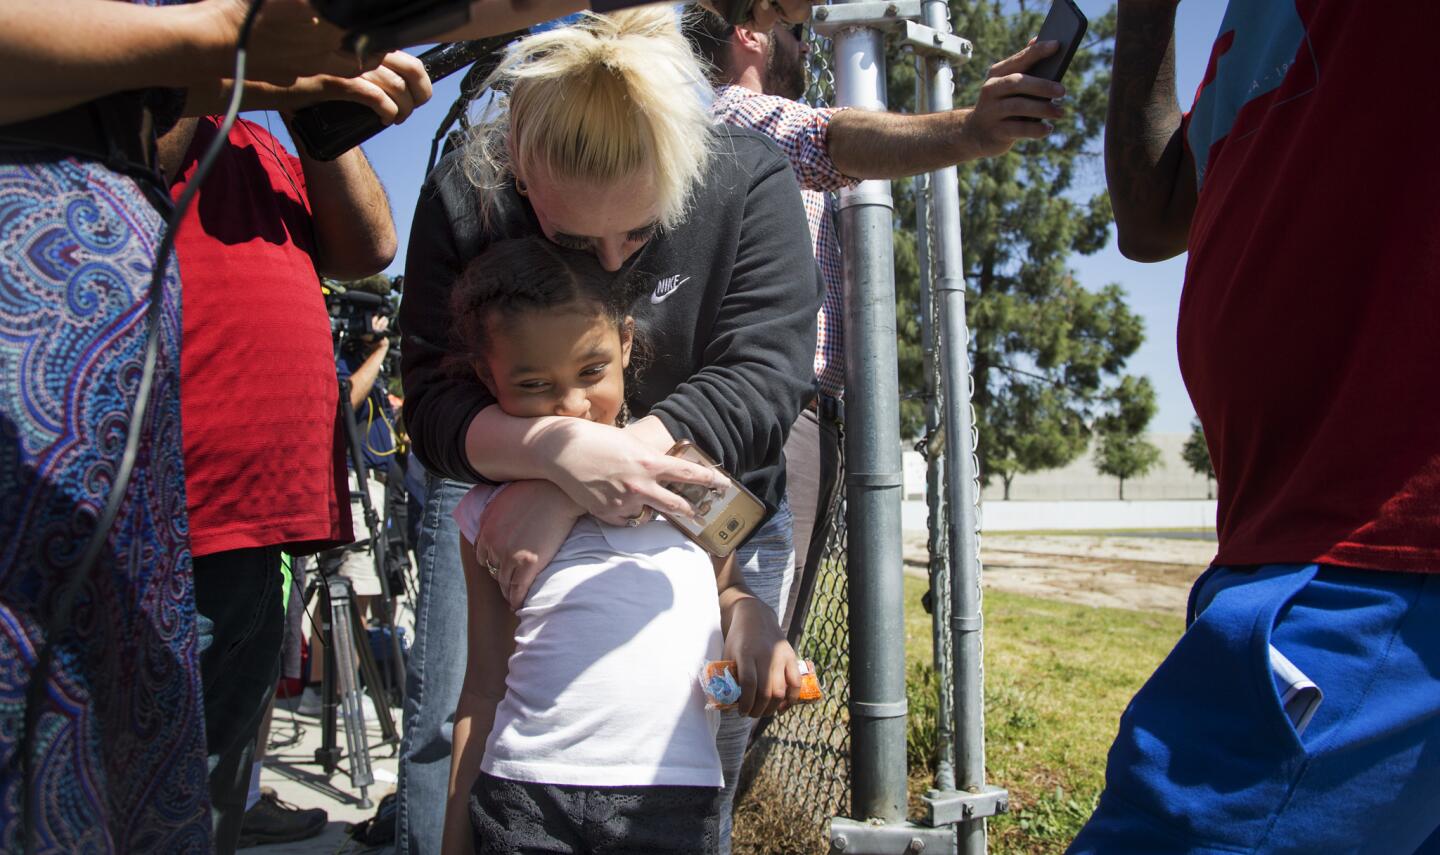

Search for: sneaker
xmin=296 ymin=685 xmax=378 ymax=723
xmin=295 ymin=685 xmax=323 ymax=718
xmin=236 ymin=787 xmax=327 ymax=848
xmin=343 ymin=693 xmax=378 ymax=724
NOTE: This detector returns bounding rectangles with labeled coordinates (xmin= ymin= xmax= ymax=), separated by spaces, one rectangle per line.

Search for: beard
xmin=762 ymin=38 xmax=807 ymax=101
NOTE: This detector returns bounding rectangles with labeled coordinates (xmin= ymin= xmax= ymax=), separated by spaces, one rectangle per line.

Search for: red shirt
xmin=173 ymin=116 xmax=352 ymax=557
xmin=1179 ymin=1 xmax=1440 ymax=572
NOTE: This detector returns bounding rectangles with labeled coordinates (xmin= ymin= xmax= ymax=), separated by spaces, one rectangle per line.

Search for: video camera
xmin=325 ymin=275 xmax=401 ymax=344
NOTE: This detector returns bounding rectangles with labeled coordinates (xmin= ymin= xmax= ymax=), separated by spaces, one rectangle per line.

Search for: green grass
xmin=901 ymin=577 xmax=1182 ymax=854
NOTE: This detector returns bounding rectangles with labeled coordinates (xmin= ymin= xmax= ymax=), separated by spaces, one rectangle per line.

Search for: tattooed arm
xmin=1105 ymin=0 xmax=1196 ymax=262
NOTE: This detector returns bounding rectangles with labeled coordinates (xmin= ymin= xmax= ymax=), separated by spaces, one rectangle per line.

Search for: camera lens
xmin=727 ymin=518 xmax=741 ymax=532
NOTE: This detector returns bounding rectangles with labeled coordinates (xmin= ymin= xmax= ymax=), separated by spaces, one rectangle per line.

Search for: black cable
xmin=425 ymin=34 xmax=519 ymax=175
xmin=426 ymin=61 xmax=490 ymax=174
xmin=18 ymin=1 xmax=266 ymax=850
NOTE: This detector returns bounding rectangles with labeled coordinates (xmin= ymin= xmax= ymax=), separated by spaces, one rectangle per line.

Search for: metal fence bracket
xmin=921 ymin=785 xmax=1010 ymax=827
xmin=811 ymin=0 xmax=922 ymax=35
xmin=811 ymin=0 xmax=972 ymax=65
xmin=898 ymin=21 xmax=972 ymax=63
xmin=830 ymin=819 xmax=957 ymax=854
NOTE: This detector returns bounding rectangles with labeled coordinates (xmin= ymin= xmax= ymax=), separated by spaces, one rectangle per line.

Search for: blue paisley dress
xmin=0 ymin=50 xmax=210 ymax=855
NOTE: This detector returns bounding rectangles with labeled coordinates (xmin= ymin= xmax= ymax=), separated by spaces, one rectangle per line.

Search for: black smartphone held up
xmin=290 ymin=39 xmax=503 ymax=162
xmin=1028 ymin=0 xmax=1088 ymax=84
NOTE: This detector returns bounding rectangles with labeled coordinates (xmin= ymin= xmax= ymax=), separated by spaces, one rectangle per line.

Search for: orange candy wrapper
xmin=795 ymin=659 xmax=823 ymax=703
xmin=699 ymin=659 xmax=823 ymax=710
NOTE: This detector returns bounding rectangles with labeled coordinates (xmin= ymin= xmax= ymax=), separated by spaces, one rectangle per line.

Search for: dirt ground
xmin=903 ymin=532 xmax=1216 ymax=616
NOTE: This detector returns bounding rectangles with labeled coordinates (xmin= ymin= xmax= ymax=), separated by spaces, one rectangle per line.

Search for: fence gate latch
xmin=920 ymin=785 xmax=1010 ymax=827
xmin=810 ymin=2 xmax=973 ymax=64
xmin=829 ymin=818 xmax=957 ymax=854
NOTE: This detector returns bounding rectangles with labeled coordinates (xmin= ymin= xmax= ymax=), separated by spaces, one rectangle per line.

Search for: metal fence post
xmin=831 ymin=5 xmax=909 ymax=827
xmin=915 ymin=103 xmax=958 ymax=797
xmin=919 ymin=2 xmax=993 ymax=853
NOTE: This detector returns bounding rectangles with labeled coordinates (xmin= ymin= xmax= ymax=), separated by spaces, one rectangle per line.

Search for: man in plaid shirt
xmin=684 ymin=9 xmax=1070 ymax=630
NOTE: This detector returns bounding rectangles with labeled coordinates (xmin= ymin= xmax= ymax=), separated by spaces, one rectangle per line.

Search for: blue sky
xmin=253 ymin=1 xmax=1224 ymax=432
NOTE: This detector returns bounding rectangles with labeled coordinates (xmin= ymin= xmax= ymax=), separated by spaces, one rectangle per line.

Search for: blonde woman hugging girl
xmin=399 ymin=9 xmax=824 ymax=853
xmin=444 ymin=238 xmax=803 ymax=853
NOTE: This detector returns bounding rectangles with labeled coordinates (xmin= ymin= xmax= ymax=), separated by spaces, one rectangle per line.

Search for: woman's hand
xmin=473 ymin=480 xmax=585 ymax=609
xmin=722 ymin=598 xmax=802 ymax=718
xmin=533 ymin=416 xmax=731 ymax=527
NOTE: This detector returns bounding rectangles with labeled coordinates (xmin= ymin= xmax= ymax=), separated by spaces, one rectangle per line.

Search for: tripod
xmin=336 ymin=373 xmax=407 ymax=691
xmin=306 ymin=568 xmax=397 ymax=808
xmin=300 ymin=369 xmax=406 ymax=806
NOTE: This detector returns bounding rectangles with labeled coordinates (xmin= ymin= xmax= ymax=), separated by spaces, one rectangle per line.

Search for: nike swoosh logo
xmin=651 ymin=275 xmax=691 ymax=304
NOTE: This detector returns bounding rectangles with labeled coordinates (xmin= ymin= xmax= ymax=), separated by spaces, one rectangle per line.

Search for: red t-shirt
xmin=173 ymin=116 xmax=352 ymax=557
xmin=1179 ymin=1 xmax=1440 ymax=572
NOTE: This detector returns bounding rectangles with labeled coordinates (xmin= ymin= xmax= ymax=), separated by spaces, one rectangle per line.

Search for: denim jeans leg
xmin=396 ymin=475 xmax=472 ymax=854
xmin=714 ymin=501 xmax=794 ymax=855
xmin=194 ymin=546 xmax=286 ymax=855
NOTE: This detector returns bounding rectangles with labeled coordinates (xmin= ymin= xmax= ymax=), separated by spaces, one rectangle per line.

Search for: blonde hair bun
xmin=464 ymin=8 xmax=714 ymax=232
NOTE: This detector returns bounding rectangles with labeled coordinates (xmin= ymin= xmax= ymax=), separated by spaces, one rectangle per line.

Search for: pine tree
xmin=887 ymin=2 xmax=1142 ymax=490
xmin=1182 ymin=416 xmax=1215 ymax=499
xmin=1092 ymin=375 xmax=1162 ymax=499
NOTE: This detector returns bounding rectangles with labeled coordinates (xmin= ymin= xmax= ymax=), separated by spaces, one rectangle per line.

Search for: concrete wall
xmin=894 ymin=431 xmax=1217 ymax=533
xmin=901 ymin=432 xmax=1214 ymax=502
xmin=900 ymin=499 xmax=1218 ymax=533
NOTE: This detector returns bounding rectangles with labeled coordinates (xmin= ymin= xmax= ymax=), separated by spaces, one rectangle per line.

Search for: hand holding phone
xmin=659 ymin=441 xmax=766 ymax=558
xmin=1005 ymin=0 xmax=1087 ymax=125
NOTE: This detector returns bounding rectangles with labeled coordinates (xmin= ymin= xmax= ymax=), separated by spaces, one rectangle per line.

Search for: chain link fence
xmin=735 ymin=493 xmax=852 ymax=851
xmin=733 ymin=17 xmax=990 ymax=853
xmin=731 ymin=29 xmax=853 ymax=853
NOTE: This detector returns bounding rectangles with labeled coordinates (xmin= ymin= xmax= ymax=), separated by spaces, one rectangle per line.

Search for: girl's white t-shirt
xmin=454 ymin=485 xmax=724 ymax=788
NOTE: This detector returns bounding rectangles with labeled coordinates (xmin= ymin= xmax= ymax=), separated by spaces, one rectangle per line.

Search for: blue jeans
xmin=194 ymin=546 xmax=286 ymax=855
xmin=396 ymin=475 xmax=472 ymax=855
xmin=1070 ymin=564 xmax=1440 ymax=854
xmin=715 ymin=501 xmax=793 ymax=855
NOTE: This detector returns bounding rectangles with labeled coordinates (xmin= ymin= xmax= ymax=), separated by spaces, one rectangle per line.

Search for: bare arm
xmin=293 ymin=145 xmax=397 ymax=279
xmin=348 ymin=339 xmax=388 ymax=410
xmin=826 ymin=40 xmax=1066 ymax=179
xmin=445 ymin=535 xmax=517 ymax=855
xmin=1105 ymin=0 xmax=1196 ymax=262
xmin=827 ymin=109 xmax=977 ymax=179
xmin=245 ymin=52 xmax=437 ymax=277
xmin=0 ymin=0 xmax=364 ymax=124
xmin=440 ymin=0 xmax=813 ymax=40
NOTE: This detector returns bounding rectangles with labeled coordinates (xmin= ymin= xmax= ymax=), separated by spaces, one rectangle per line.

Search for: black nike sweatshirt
xmin=398 ymin=126 xmax=823 ymax=513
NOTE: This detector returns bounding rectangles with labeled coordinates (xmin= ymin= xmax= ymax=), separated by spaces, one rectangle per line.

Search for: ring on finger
xmin=482 ymin=557 xmax=501 ymax=579
xmin=624 ymin=507 xmax=655 ymax=528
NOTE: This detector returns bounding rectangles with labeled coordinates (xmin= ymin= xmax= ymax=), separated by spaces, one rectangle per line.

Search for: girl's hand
xmin=473 ymin=480 xmax=584 ymax=609
xmin=723 ymin=598 xmax=802 ymax=718
xmin=535 ymin=417 xmax=731 ymax=527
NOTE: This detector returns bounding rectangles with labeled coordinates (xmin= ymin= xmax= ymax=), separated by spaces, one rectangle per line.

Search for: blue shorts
xmin=1069 ymin=563 xmax=1440 ymax=854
